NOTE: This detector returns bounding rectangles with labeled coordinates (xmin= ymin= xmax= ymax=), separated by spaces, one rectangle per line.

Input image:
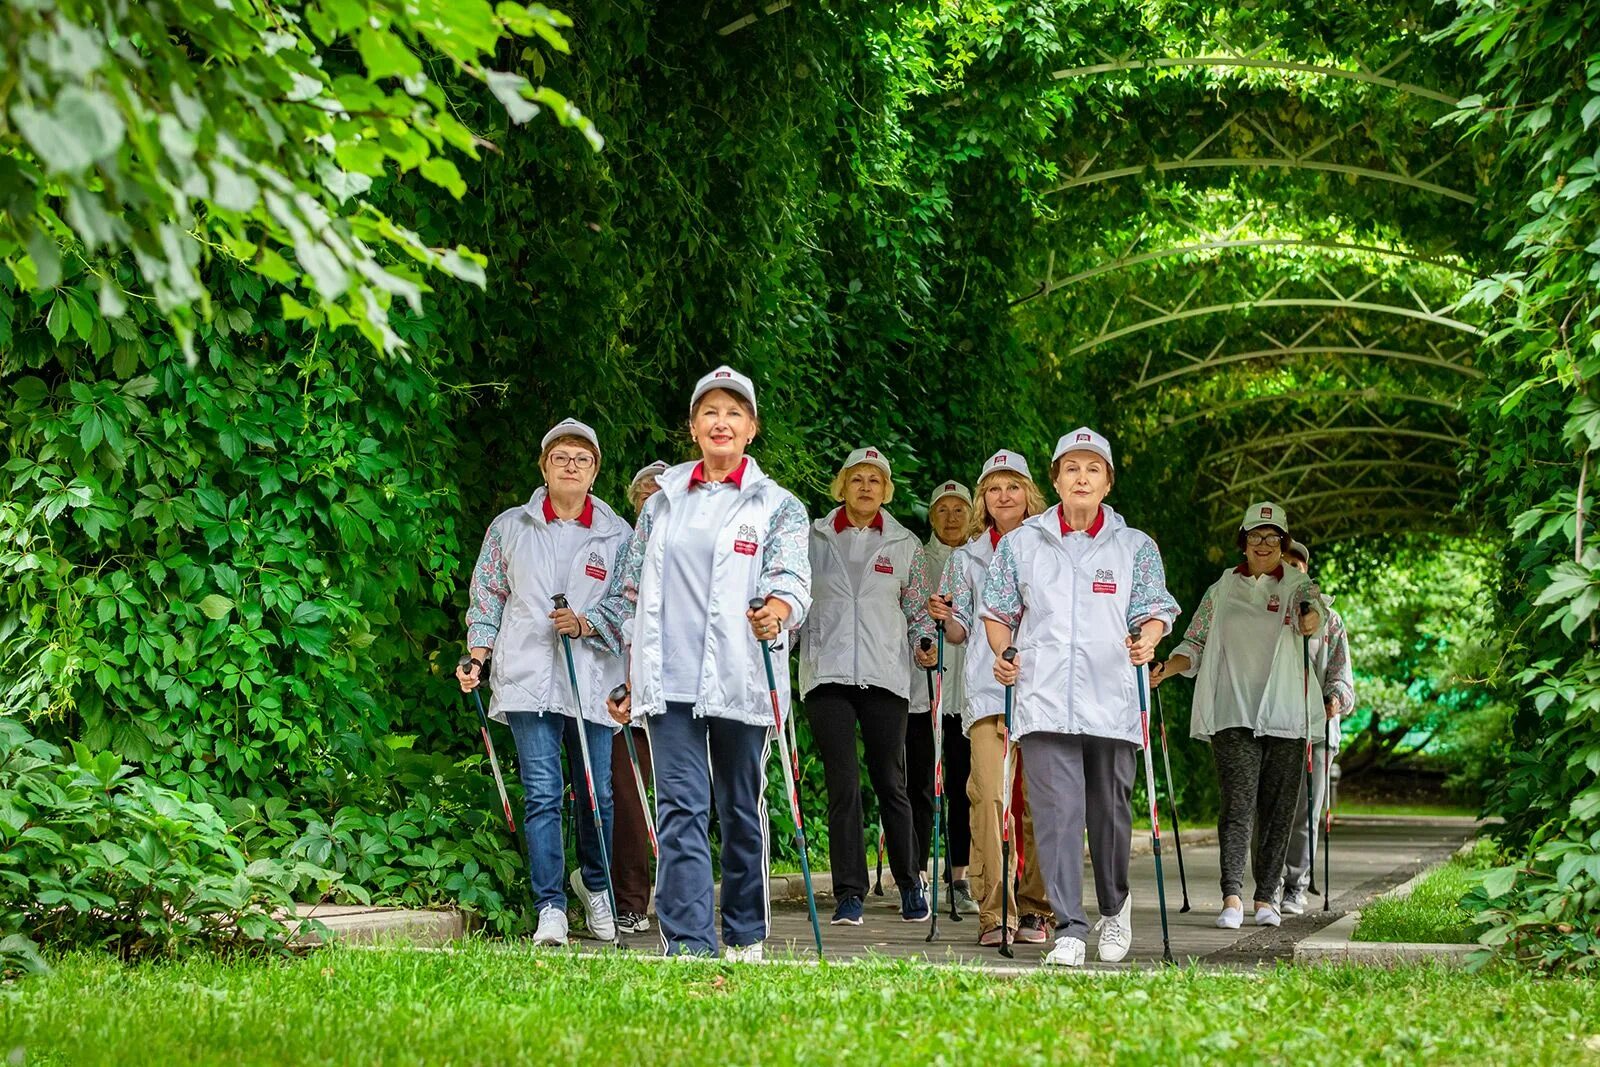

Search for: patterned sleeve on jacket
xmin=583 ymin=504 xmax=653 ymax=656
xmin=1323 ymin=608 xmax=1356 ymax=713
xmin=1171 ymin=582 xmax=1218 ymax=676
xmin=903 ymin=544 xmax=936 ymax=643
xmin=760 ymin=494 xmax=812 ymax=630
xmin=1127 ymin=535 xmax=1181 ymax=635
xmin=466 ymin=517 xmax=510 ymax=649
xmin=979 ymin=535 xmax=1023 ymax=630
xmin=940 ymin=552 xmax=973 ymax=633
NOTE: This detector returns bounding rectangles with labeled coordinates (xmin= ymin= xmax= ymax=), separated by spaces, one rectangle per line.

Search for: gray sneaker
xmin=569 ymin=868 xmax=616 ymax=941
xmin=1282 ymin=888 xmax=1307 ymax=916
xmin=951 ymin=880 xmax=979 ymax=915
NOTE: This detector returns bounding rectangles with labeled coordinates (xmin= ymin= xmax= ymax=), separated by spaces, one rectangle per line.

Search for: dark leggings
xmin=806 ymin=683 xmax=918 ymax=899
xmin=1212 ymin=727 xmax=1305 ymax=904
xmin=906 ymin=711 xmax=972 ymax=875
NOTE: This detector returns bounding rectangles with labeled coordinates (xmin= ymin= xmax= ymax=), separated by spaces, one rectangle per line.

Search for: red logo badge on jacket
xmin=585 ymin=551 xmax=607 ymax=582
xmin=733 ymin=523 xmax=759 ymax=556
xmin=873 ymin=555 xmax=894 ymax=574
xmin=1092 ymin=568 xmax=1117 ymax=594
xmin=1267 ymin=593 xmax=1281 ymax=614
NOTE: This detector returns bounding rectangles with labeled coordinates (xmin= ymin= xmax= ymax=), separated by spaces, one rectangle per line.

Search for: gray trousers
xmin=1283 ymin=740 xmax=1332 ymax=896
xmin=1212 ymin=727 xmax=1304 ymax=904
xmin=1020 ymin=732 xmax=1136 ymax=941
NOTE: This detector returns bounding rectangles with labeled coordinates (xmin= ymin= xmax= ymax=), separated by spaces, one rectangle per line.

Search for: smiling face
xmin=539 ymin=435 xmax=600 ymax=495
xmin=1241 ymin=526 xmax=1287 ymax=573
xmin=844 ymin=465 xmax=888 ymax=515
xmin=690 ymin=388 xmax=756 ymax=466
xmin=1051 ymin=450 xmax=1112 ymax=512
xmin=982 ymin=473 xmax=1029 ymax=532
xmin=931 ymin=496 xmax=971 ymax=546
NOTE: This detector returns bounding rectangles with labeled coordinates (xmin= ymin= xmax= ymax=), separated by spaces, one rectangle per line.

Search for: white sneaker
xmin=1095 ymin=895 xmax=1133 ymax=963
xmin=1254 ymin=904 xmax=1282 ymax=927
xmin=1043 ymin=935 xmax=1087 ymax=967
xmin=569 ymin=868 xmax=616 ymax=941
xmin=1215 ymin=906 xmax=1243 ymax=930
xmin=1281 ymin=888 xmax=1307 ymax=916
xmin=723 ymin=942 xmax=764 ymax=963
xmin=532 ymin=904 xmax=568 ymax=946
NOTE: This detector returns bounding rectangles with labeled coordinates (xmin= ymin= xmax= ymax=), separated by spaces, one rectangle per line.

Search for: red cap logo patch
xmin=995 ymin=455 xmax=1007 ymax=464
xmin=944 ymin=482 xmax=956 ymax=491
xmin=1262 ymin=506 xmax=1273 ymax=518
xmin=1076 ymin=433 xmax=1092 ymax=442
xmin=866 ymin=449 xmax=879 ymax=458
xmin=714 ymin=370 xmax=731 ymax=378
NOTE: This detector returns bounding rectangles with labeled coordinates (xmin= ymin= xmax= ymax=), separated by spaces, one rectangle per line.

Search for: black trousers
xmin=906 ymin=710 xmax=972 ymax=875
xmin=806 ymin=683 xmax=918 ymax=899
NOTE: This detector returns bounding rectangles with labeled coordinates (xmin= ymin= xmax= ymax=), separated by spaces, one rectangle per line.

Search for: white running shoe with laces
xmin=570 ymin=868 xmax=616 ymax=941
xmin=532 ymin=904 xmax=569 ymax=946
xmin=1043 ymin=935 xmax=1087 ymax=967
xmin=723 ymin=942 xmax=764 ymax=963
xmin=1281 ymin=888 xmax=1307 ymax=916
xmin=1095 ymin=894 xmax=1134 ymax=963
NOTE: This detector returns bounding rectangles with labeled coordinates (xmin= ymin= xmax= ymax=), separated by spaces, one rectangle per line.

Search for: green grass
xmin=4 ymin=946 xmax=1600 ymax=1066
xmin=1353 ymin=839 xmax=1495 ymax=944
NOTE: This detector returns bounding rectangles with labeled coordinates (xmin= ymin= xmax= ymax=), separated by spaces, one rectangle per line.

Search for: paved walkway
xmin=599 ymin=818 xmax=1474 ymax=968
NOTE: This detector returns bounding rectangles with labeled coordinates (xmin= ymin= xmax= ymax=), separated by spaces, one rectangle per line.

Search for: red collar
xmin=833 ymin=507 xmax=885 ymax=534
xmin=1234 ymin=562 xmax=1286 ymax=579
xmin=1058 ymin=505 xmax=1105 ymax=537
xmin=543 ymin=494 xmax=594 ymax=528
xmin=689 ymin=457 xmax=748 ymax=489
xmin=989 ymin=526 xmax=1003 ymax=549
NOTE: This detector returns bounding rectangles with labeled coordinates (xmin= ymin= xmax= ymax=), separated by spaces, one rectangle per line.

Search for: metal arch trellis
xmin=1050 ymin=56 xmax=1460 ymax=106
xmin=1046 ymin=110 xmax=1479 ymax=205
xmin=1157 ymin=389 xmax=1458 ymax=431
xmin=1197 ymin=458 xmax=1460 ymax=502
xmin=1208 ymin=486 xmax=1462 ymax=530
xmin=1206 ymin=425 xmax=1465 ymax=462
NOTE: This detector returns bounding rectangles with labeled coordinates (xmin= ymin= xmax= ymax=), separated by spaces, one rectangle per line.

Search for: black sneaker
xmin=617 ymin=911 xmax=651 ymax=934
xmin=831 ymin=895 xmax=865 ymax=925
xmin=1016 ymin=913 xmax=1049 ymax=944
xmin=900 ymin=882 xmax=930 ymax=922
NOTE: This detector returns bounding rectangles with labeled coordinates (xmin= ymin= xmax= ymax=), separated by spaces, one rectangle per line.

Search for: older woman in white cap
xmin=606 ymin=458 xmax=670 ymax=935
xmin=984 ymin=429 xmax=1180 ymax=967
xmin=929 ymin=450 xmax=1055 ymax=946
xmin=1277 ymin=538 xmax=1353 ymax=914
xmin=456 ymin=417 xmax=631 ymax=947
xmin=584 ymin=368 xmax=811 ymax=960
xmin=802 ymin=446 xmax=936 ymax=925
xmin=906 ymin=479 xmax=977 ymax=914
xmin=1151 ymin=502 xmax=1325 ymax=930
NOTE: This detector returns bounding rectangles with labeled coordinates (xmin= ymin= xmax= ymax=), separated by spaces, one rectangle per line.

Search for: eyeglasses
xmin=547 ymin=452 xmax=595 ymax=470
xmin=1245 ymin=532 xmax=1283 ymax=547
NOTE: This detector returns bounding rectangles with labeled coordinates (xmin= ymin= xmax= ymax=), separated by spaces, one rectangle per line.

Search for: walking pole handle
xmin=1002 ymin=646 xmax=1016 ymax=664
xmin=920 ymin=636 xmax=932 ymax=653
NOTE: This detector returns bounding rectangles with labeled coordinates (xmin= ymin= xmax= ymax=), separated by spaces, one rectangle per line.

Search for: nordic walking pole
xmin=1131 ymin=624 xmax=1174 ymax=965
xmin=923 ymin=636 xmax=944 ymax=943
xmin=1323 ymin=711 xmax=1333 ymax=911
xmin=873 ymin=824 xmax=886 ymax=896
xmin=552 ymin=594 xmax=620 ymax=947
xmin=457 ymin=654 xmax=517 ymax=839
xmin=750 ymin=598 xmax=824 ymax=958
xmin=936 ymin=610 xmax=961 ymax=925
xmin=609 ymin=683 xmax=658 ymax=860
xmin=1153 ymin=685 xmax=1191 ymax=912
xmin=998 ymin=645 xmax=1017 ymax=959
xmin=1298 ymin=597 xmax=1318 ymax=907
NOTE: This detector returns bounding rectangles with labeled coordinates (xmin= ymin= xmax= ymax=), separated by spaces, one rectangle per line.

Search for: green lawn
xmin=4 ymin=946 xmax=1599 ymax=1066
xmin=1336 ymin=801 xmax=1479 ymax=818
xmin=1353 ymin=839 xmax=1494 ymax=944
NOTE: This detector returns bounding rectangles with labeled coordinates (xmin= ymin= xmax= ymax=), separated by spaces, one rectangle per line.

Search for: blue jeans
xmin=505 ymin=712 xmax=614 ymax=911
xmin=652 ymin=702 xmax=771 ymax=955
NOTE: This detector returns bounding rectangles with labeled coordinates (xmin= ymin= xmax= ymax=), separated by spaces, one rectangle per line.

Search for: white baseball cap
xmin=841 ymin=446 xmax=892 ymax=478
xmin=689 ymin=365 xmax=758 ymax=418
xmin=1051 ymin=427 xmax=1114 ymax=469
xmin=978 ymin=449 xmax=1033 ymax=483
xmin=541 ymin=417 xmax=601 ymax=459
xmin=1241 ymin=501 xmax=1287 ymax=531
xmin=929 ymin=480 xmax=972 ymax=508
xmin=629 ymin=459 xmax=668 ymax=491
xmin=1286 ymin=538 xmax=1311 ymax=563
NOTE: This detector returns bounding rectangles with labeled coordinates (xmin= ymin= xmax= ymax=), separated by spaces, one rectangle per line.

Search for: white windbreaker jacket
xmin=910 ymin=536 xmax=962 ymax=716
xmin=584 ymin=457 xmax=812 ymax=728
xmin=980 ymin=504 xmax=1181 ymax=745
xmin=1174 ymin=564 xmax=1330 ymax=743
xmin=800 ymin=507 xmax=930 ymax=699
xmin=465 ymin=488 xmax=631 ymax=727
xmin=942 ymin=530 xmax=1007 ymax=737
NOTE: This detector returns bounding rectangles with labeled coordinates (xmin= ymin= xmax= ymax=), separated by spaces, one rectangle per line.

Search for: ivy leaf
xmin=1478 ymin=865 xmax=1517 ymax=900
xmin=419 ymin=158 xmax=467 ymax=199
xmin=198 ymin=595 xmax=235 ymax=621
xmin=46 ymin=299 xmax=70 ymax=342
xmin=357 ymin=27 xmax=423 ymax=80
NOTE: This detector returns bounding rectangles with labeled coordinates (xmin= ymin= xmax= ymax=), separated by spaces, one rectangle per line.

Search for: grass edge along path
xmin=1353 ymin=838 xmax=1496 ymax=945
xmin=3 ymin=945 xmax=1600 ymax=1066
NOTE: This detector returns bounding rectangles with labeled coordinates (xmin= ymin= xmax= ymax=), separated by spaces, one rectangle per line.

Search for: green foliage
xmin=1354 ymin=838 xmax=1495 ymax=944
xmin=0 ymin=0 xmax=597 ymax=356
xmin=0 ymin=717 xmax=321 ymax=973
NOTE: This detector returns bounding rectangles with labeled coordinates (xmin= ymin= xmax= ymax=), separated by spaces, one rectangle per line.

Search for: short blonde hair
xmin=963 ymin=470 xmax=1047 ymax=543
xmin=628 ymin=476 xmax=660 ymax=514
xmin=830 ymin=463 xmax=895 ymax=504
